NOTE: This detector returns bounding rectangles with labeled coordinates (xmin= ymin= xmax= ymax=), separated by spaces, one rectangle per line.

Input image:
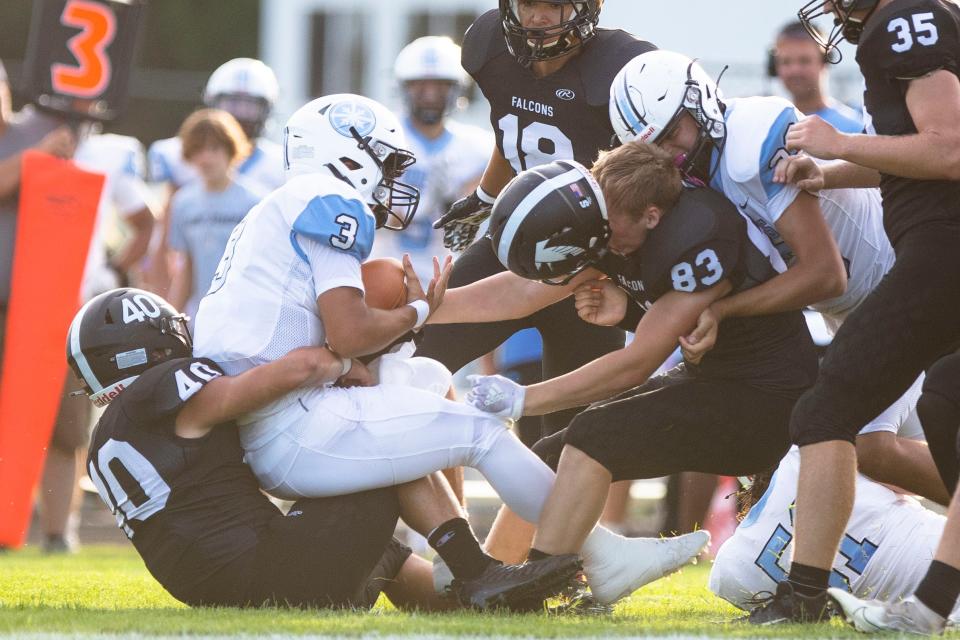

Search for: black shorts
xmin=416 ymin=238 xmax=625 ymax=437
xmin=791 ymin=222 xmax=960 ymax=447
xmin=918 ymin=351 xmax=960 ymax=493
xmin=185 ymin=488 xmax=411 ymax=608
xmin=531 ymin=365 xmax=796 ymax=480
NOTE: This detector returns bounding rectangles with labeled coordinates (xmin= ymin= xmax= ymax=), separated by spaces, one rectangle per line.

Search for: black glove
xmin=433 ymin=190 xmax=494 ymax=251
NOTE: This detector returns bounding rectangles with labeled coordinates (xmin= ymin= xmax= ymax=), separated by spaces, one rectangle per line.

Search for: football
xmin=361 ymin=257 xmax=408 ymax=309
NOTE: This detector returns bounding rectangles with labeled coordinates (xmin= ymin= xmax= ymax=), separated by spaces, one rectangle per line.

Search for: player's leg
xmin=382 ymin=554 xmax=456 ymax=611
xmin=918 ymin=352 xmax=960 ymax=495
xmin=855 ymin=375 xmax=950 ymax=504
xmin=249 ymin=488 xmax=409 ymax=608
xmin=777 ymin=227 xmax=960 ymax=623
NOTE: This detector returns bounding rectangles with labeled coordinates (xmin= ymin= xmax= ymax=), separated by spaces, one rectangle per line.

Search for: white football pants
xmin=239 ymin=383 xmax=555 ymax=524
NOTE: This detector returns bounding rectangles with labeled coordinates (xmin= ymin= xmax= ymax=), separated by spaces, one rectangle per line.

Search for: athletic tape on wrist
xmin=407 ymin=299 xmax=430 ymax=329
xmin=339 ymin=357 xmax=353 ymax=378
xmin=476 ymin=185 xmax=497 ymax=205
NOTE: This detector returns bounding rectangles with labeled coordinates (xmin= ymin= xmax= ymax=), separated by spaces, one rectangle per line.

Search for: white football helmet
xmin=203 ymin=58 xmax=280 ymax=139
xmin=609 ymin=50 xmax=726 ymax=178
xmin=394 ymin=36 xmax=468 ymax=125
xmin=283 ymin=94 xmax=420 ymax=230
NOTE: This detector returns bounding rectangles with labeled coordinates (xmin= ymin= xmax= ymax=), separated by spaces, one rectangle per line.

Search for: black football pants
xmin=790 ymin=222 xmax=960 ymax=448
xmin=416 ymin=238 xmax=625 ymax=438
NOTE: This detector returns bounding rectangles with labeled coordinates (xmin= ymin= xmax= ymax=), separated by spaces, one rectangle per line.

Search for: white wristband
xmin=476 ymin=185 xmax=497 ymax=205
xmin=407 ymin=299 xmax=430 ymax=329
xmin=339 ymin=357 xmax=353 ymax=378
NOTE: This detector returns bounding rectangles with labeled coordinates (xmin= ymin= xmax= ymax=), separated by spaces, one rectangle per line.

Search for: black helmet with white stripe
xmin=66 ymin=288 xmax=192 ymax=408
xmin=489 ymin=160 xmax=609 ymax=285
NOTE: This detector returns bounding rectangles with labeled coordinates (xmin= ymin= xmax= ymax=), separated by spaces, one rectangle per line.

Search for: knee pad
xmin=531 ymin=430 xmax=564 ymax=472
xmin=789 ymin=385 xmax=857 ymax=447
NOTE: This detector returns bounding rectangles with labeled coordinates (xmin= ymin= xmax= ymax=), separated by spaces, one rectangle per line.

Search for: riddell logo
xmin=639 ymin=126 xmax=656 ymax=143
xmin=93 ymin=384 xmax=126 ymax=408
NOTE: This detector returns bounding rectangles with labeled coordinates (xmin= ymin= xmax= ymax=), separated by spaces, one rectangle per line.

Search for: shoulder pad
xmin=862 ymin=0 xmax=960 ymax=80
xmin=580 ymin=30 xmax=657 ymax=106
xmin=121 ymin=357 xmax=223 ymax=422
xmin=282 ymin=175 xmax=377 ymax=263
xmin=642 ymin=187 xmax=742 ymax=296
xmin=723 ymin=97 xmax=799 ymax=191
xmin=462 ymin=10 xmax=508 ymax=77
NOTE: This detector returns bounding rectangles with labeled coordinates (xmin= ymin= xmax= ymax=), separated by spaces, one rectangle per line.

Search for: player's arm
xmin=786 ymin=70 xmax=960 ymax=180
xmin=712 ymin=191 xmax=846 ymax=321
xmin=110 ymin=207 xmax=154 ymax=273
xmin=175 ymin=348 xmax=344 ymax=436
xmin=0 ymin=126 xmax=77 ymax=198
xmin=520 ymin=280 xmax=732 ymax=415
xmin=166 ymin=252 xmax=192 ymax=313
xmin=479 ymin=145 xmax=517 ymax=197
xmin=774 ymin=155 xmax=881 ymax=191
xmin=428 ymin=267 xmax=601 ymax=324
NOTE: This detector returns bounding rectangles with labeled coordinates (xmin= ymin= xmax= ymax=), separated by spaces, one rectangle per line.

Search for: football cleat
xmin=747 ymin=580 xmax=832 ymax=625
xmin=583 ymin=529 xmax=710 ymax=605
xmin=829 ymin=589 xmax=947 ymax=635
xmin=452 ymin=553 xmax=582 ymax=611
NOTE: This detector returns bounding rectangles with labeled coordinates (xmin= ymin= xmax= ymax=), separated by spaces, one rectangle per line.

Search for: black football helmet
xmin=798 ymin=0 xmax=881 ymax=58
xmin=499 ymin=0 xmax=602 ymax=67
xmin=66 ymin=288 xmax=192 ymax=408
xmin=489 ymin=159 xmax=609 ymax=284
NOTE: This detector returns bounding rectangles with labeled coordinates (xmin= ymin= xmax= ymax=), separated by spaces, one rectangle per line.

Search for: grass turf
xmin=0 ymin=545 xmax=936 ymax=638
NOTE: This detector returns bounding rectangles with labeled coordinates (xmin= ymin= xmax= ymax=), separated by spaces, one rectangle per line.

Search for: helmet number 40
xmin=121 ymin=294 xmax=162 ymax=324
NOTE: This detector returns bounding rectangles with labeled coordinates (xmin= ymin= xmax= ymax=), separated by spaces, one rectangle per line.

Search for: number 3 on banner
xmin=51 ymin=0 xmax=117 ymax=98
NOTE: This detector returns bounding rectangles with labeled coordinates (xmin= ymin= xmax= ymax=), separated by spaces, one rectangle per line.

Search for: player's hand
xmin=773 ymin=154 xmax=826 ymax=193
xmin=465 ymin=374 xmax=526 ymax=420
xmin=433 ymin=192 xmax=493 ymax=251
xmin=785 ymin=115 xmax=845 ymax=161
xmin=425 ymin=255 xmax=454 ymax=317
xmin=574 ymin=278 xmax=628 ymax=326
xmin=36 ymin=126 xmax=77 ymax=160
xmin=337 ymin=359 xmax=374 ymax=388
xmin=291 ymin=346 xmax=346 ymax=387
xmin=679 ymin=306 xmax=720 ymax=365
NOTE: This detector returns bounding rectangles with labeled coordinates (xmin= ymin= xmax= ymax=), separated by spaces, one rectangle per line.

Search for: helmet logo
xmin=555 ymin=88 xmax=576 ymax=101
xmin=329 ymin=101 xmax=377 ymax=138
xmin=535 ymin=238 xmax=586 ymax=270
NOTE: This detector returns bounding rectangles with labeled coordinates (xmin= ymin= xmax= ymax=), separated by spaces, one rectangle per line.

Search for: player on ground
xmin=428 ymin=142 xmax=818 ymax=600
xmin=610 ymin=50 xmax=948 ymax=506
xmin=739 ymin=0 xmax=960 ymax=625
xmin=192 ymin=93 xmax=706 ymax=609
xmin=70 ymin=288 xmax=466 ymax=609
xmin=710 ymin=446 xmax=959 ymax=625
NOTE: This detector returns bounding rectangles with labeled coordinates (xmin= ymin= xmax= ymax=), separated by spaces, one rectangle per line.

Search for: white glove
xmin=465 ymin=374 xmax=526 ymax=420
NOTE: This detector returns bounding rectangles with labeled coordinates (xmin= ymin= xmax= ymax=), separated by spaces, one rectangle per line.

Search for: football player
xmin=370 ymin=36 xmax=493 ymax=279
xmin=421 ymin=0 xmax=655 ymax=440
xmin=737 ymin=0 xmax=960 ymax=628
xmin=192 ymin=93 xmax=706 ymax=610
xmin=709 ymin=446 xmax=960 ymax=625
xmin=610 ymin=50 xmax=949 ymax=507
xmin=70 ymin=288 xmax=459 ymax=609
xmin=427 ymin=141 xmax=818 ymax=600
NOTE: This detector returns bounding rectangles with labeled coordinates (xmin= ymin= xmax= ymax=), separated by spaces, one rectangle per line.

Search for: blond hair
xmin=179 ymin=108 xmax=251 ymax=165
xmin=591 ymin=142 xmax=682 ymax=217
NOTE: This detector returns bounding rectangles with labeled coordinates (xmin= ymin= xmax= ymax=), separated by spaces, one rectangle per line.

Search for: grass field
xmin=0 ymin=545 xmax=936 ymax=639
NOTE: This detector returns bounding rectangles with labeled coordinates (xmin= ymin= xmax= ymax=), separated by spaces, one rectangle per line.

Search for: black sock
xmin=527 ymin=548 xmax=553 ymax=562
xmin=427 ymin=518 xmax=495 ymax=581
xmin=787 ymin=563 xmax=830 ymax=598
xmin=915 ymin=560 xmax=960 ymax=619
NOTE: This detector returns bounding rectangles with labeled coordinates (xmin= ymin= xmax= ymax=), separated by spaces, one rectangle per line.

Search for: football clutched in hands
xmin=361 ymin=257 xmax=408 ymax=309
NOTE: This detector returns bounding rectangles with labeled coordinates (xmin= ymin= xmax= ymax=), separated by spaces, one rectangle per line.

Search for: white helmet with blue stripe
xmin=609 ymin=50 xmax=726 ymax=176
xmin=283 ymin=94 xmax=420 ymax=230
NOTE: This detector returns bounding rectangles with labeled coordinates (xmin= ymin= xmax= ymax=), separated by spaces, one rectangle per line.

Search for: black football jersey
xmin=595 ymin=187 xmax=818 ymax=397
xmin=86 ymin=357 xmax=279 ymax=601
xmin=857 ymin=0 xmax=960 ymax=244
xmin=462 ymin=9 xmax=655 ymax=171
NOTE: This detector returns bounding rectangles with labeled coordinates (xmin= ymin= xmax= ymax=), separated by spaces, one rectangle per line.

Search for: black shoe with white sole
xmin=453 ymin=554 xmax=582 ymax=611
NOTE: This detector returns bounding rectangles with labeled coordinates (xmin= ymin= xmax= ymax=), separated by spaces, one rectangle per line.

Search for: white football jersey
xmin=147 ymin=135 xmax=284 ymax=194
xmin=73 ymin=133 xmax=152 ymax=300
xmin=710 ymin=448 xmax=955 ymax=621
xmin=370 ymin=118 xmax=492 ymax=276
xmin=712 ymin=97 xmax=893 ymax=320
xmin=193 ymin=174 xmax=375 ymax=379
